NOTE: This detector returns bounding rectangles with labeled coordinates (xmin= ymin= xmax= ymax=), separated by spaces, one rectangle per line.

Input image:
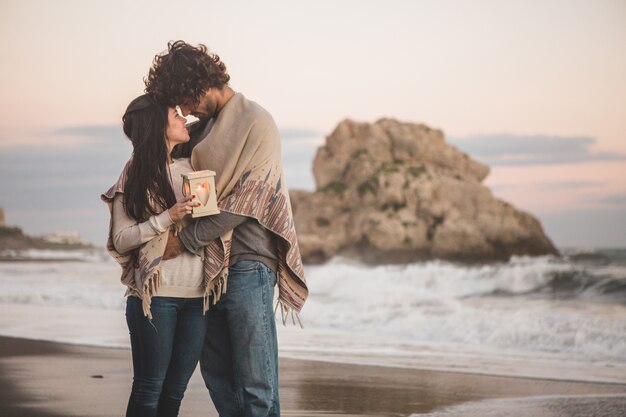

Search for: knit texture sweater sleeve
xmin=111 ymin=194 xmax=174 ymax=254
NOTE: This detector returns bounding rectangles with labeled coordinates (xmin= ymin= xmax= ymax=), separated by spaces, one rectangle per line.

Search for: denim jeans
xmin=125 ymin=296 xmax=208 ymax=417
xmin=200 ymin=260 xmax=280 ymax=417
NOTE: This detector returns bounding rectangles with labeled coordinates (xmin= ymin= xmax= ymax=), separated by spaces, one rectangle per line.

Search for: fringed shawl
xmin=101 ymin=161 xmax=214 ymax=319
xmin=191 ymin=93 xmax=308 ymax=324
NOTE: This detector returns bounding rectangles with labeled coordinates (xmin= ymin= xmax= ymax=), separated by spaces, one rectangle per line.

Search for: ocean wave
xmin=0 ymin=248 xmax=112 ymax=263
xmin=0 ymin=256 xmax=125 ymax=310
xmin=299 ymin=256 xmax=626 ymax=360
xmin=562 ymin=247 xmax=626 ymax=266
xmin=1 ymin=249 xmax=625 ymax=361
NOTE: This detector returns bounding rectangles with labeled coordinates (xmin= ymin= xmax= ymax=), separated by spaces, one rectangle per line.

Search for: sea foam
xmin=1 ymin=248 xmax=625 ymax=362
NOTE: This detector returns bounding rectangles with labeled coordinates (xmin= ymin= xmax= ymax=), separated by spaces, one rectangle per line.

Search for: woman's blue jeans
xmin=200 ymin=260 xmax=280 ymax=417
xmin=125 ymin=295 xmax=208 ymax=417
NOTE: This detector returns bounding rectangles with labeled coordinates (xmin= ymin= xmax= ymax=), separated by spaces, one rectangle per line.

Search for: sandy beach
xmin=1 ymin=336 xmax=625 ymax=417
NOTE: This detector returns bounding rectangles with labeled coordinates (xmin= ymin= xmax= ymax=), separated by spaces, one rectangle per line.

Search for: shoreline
xmin=2 ymin=336 xmax=626 ymax=417
xmin=3 ymin=302 xmax=626 ymax=386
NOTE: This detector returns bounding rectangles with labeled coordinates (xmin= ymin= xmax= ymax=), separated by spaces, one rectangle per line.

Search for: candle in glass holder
xmin=181 ymin=170 xmax=219 ymax=218
xmin=195 ymin=183 xmax=210 ymax=206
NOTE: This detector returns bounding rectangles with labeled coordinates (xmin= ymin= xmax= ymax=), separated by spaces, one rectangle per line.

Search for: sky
xmin=0 ymin=0 xmax=625 ymax=248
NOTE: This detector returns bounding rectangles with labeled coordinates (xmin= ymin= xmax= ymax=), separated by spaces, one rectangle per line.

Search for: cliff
xmin=290 ymin=118 xmax=558 ymax=264
xmin=0 ymin=226 xmax=92 ymax=253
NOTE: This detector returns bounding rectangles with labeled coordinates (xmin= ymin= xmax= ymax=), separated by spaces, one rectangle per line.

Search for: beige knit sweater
xmin=111 ymin=158 xmax=203 ymax=298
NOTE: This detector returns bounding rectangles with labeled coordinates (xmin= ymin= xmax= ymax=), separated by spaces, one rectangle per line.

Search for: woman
xmin=102 ymin=94 xmax=205 ymax=417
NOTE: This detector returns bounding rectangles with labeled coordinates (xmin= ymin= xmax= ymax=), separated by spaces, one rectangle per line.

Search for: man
xmin=145 ymin=41 xmax=308 ymax=417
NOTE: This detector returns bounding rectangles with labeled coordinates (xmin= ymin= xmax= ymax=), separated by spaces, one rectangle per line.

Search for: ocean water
xmin=1 ymin=247 xmax=625 ymax=382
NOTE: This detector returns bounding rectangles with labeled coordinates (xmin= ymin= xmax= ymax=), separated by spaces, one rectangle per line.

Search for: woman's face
xmin=165 ymin=106 xmax=190 ymax=146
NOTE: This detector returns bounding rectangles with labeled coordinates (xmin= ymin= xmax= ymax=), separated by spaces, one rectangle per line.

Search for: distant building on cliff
xmin=42 ymin=231 xmax=89 ymax=245
xmin=0 ymin=208 xmax=5 ymax=227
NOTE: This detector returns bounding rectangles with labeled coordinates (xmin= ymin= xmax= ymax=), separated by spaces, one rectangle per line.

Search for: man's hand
xmin=162 ymin=230 xmax=185 ymax=260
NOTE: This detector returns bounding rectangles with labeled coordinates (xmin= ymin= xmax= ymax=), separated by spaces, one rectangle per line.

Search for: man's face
xmin=180 ymin=89 xmax=219 ymax=120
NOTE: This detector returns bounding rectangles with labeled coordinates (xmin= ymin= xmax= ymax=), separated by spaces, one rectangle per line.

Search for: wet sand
xmin=1 ymin=336 xmax=625 ymax=417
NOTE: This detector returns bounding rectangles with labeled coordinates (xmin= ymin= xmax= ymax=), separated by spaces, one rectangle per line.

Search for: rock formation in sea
xmin=289 ymin=118 xmax=558 ymax=264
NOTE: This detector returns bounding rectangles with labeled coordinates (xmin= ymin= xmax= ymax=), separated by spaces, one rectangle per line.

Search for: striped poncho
xmin=191 ymin=92 xmax=308 ymax=324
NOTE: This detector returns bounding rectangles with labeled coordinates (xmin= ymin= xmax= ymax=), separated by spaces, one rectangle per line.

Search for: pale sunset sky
xmin=0 ymin=0 xmax=625 ymax=248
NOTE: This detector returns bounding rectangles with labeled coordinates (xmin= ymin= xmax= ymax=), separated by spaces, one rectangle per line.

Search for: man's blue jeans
xmin=125 ymin=296 xmax=208 ymax=417
xmin=200 ymin=260 xmax=280 ymax=417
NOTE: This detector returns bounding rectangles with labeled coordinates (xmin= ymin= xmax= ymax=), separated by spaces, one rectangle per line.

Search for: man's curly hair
xmin=145 ymin=40 xmax=230 ymax=107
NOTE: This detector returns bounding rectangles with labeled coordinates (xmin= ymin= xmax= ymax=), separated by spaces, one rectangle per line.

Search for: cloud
xmin=53 ymin=125 xmax=123 ymax=139
xmin=57 ymin=125 xmax=323 ymax=141
xmin=541 ymin=181 xmax=603 ymax=190
xmin=0 ymin=125 xmax=127 ymax=149
xmin=448 ymin=134 xmax=626 ymax=166
xmin=279 ymin=128 xmax=324 ymax=140
xmin=491 ymin=180 xmax=602 ymax=192
xmin=1 ymin=125 xmax=322 ymax=149
xmin=539 ymin=206 xmax=626 ymax=248
xmin=600 ymin=193 xmax=626 ymax=207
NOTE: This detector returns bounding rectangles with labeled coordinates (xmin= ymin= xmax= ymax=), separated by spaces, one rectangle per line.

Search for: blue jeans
xmin=200 ymin=260 xmax=280 ymax=417
xmin=125 ymin=296 xmax=208 ymax=417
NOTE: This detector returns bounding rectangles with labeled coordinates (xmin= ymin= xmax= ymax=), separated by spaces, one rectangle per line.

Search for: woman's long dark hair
xmin=122 ymin=94 xmax=177 ymax=222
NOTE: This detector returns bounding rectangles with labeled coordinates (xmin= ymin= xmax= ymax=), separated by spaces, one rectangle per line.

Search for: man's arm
xmin=163 ymin=211 xmax=248 ymax=260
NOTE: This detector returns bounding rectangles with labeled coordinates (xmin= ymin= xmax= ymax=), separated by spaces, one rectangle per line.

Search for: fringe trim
xmin=140 ymin=267 xmax=163 ymax=319
xmin=202 ymin=268 xmax=229 ymax=314
xmin=274 ymin=298 xmax=304 ymax=328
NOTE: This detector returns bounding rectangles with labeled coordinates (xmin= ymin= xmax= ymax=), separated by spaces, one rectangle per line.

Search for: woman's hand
xmin=168 ymin=195 xmax=198 ymax=222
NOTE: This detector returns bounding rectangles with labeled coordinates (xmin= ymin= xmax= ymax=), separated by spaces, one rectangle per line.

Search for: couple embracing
xmin=102 ymin=41 xmax=308 ymax=417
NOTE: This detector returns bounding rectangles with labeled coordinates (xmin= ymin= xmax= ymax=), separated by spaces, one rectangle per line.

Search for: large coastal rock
xmin=290 ymin=118 xmax=558 ymax=264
